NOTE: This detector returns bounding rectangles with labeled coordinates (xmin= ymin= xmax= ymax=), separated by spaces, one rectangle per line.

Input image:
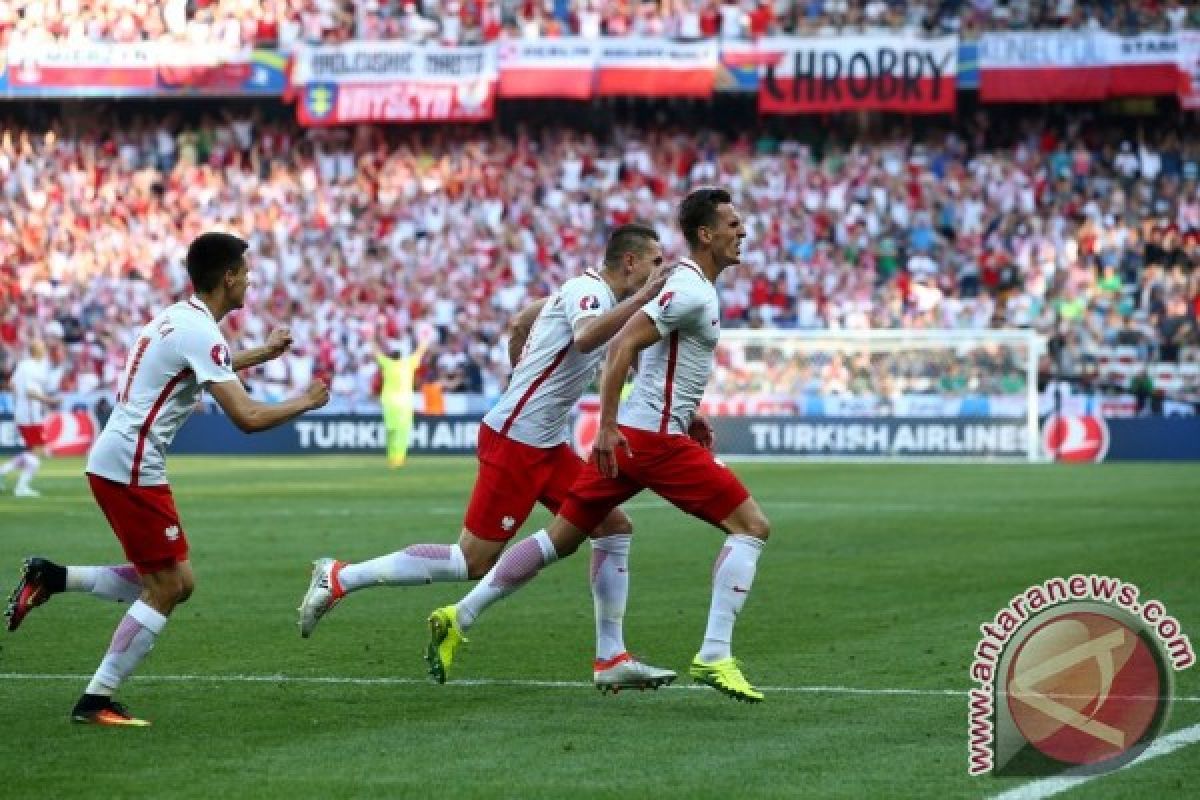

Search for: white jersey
xmin=619 ymin=259 xmax=721 ymax=435
xmin=484 ymin=269 xmax=617 ymax=447
xmin=87 ymin=296 xmax=238 ymax=486
xmin=11 ymin=357 xmax=55 ymax=425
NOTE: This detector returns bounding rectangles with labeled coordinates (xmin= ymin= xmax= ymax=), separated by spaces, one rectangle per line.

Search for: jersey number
xmin=117 ymin=337 xmax=151 ymax=404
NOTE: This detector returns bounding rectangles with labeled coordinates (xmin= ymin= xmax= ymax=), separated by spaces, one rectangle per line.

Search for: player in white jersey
xmin=0 ymin=339 xmax=58 ymax=497
xmin=429 ymin=188 xmax=772 ymax=703
xmin=298 ymin=224 xmax=676 ymax=692
xmin=4 ymin=232 xmax=330 ymax=726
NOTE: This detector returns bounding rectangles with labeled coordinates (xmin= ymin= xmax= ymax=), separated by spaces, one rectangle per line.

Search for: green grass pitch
xmin=1 ymin=456 xmax=1197 ymax=799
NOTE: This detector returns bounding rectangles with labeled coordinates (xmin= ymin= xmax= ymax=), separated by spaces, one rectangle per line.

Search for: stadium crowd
xmin=1 ymin=1 xmax=1198 ymax=49
xmin=1 ymin=107 xmax=1198 ymax=408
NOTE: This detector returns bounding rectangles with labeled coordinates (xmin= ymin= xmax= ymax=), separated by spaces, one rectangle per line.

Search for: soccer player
xmin=4 ymin=232 xmax=330 ymax=726
xmin=428 ymin=188 xmax=771 ymax=702
xmin=377 ymin=337 xmax=428 ymax=468
xmin=0 ymin=339 xmax=58 ymax=497
xmin=298 ymin=224 xmax=676 ymax=692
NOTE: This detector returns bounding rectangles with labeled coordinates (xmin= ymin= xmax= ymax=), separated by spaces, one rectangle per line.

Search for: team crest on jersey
xmin=579 ymin=295 xmax=600 ymax=311
xmin=211 ymin=344 xmax=231 ymax=368
xmin=658 ymin=291 xmax=675 ymax=308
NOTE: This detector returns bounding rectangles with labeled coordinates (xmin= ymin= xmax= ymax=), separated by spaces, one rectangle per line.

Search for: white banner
xmin=497 ymin=37 xmax=597 ymax=70
xmin=292 ymin=42 xmax=497 ymax=86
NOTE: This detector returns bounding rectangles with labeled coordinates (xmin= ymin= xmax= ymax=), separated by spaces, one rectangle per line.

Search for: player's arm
xmin=572 ymin=263 xmax=672 ymax=355
xmin=592 ymin=312 xmax=663 ymax=478
xmin=208 ymin=379 xmax=329 ymax=434
xmin=23 ymin=386 xmax=56 ymax=406
xmin=507 ymin=297 xmax=549 ymax=366
xmin=233 ymin=327 xmax=293 ymax=371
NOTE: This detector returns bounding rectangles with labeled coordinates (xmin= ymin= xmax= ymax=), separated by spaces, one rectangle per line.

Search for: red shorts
xmin=17 ymin=424 xmax=46 ymax=448
xmin=87 ymin=473 xmax=189 ymax=574
xmin=463 ymin=425 xmax=586 ymax=542
xmin=559 ymin=425 xmax=750 ymax=534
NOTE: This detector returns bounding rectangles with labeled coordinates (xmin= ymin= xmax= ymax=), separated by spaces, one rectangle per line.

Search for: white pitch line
xmin=0 ymin=672 xmax=960 ymax=695
xmin=988 ymin=722 xmax=1200 ymax=800
xmin=0 ymin=674 xmax=1197 ymax=703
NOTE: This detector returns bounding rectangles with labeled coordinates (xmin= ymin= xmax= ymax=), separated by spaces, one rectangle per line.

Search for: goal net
xmin=700 ymin=329 xmax=1044 ymax=461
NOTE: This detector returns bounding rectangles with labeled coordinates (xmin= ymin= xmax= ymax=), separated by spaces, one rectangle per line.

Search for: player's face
xmin=226 ymin=258 xmax=250 ymax=309
xmin=707 ymin=203 xmax=746 ymax=268
xmin=626 ymin=240 xmax=664 ymax=294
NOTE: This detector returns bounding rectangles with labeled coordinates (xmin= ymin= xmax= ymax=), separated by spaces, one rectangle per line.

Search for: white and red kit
xmin=560 ymin=258 xmax=749 ymax=532
xmin=86 ymin=297 xmax=238 ymax=573
xmin=11 ymin=356 xmax=55 ymax=447
xmin=468 ymin=269 xmax=617 ymax=540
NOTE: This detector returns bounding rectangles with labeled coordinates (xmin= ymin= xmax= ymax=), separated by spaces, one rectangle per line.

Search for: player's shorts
xmin=463 ymin=424 xmax=585 ymax=542
xmin=87 ymin=473 xmax=189 ymax=574
xmin=559 ymin=425 xmax=750 ymax=534
xmin=17 ymin=424 xmax=46 ymax=448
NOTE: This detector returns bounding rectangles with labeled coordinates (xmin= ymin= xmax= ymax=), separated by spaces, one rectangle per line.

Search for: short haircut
xmin=603 ymin=223 xmax=660 ymax=269
xmin=186 ymin=232 xmax=248 ymax=292
xmin=678 ymin=187 xmax=733 ymax=248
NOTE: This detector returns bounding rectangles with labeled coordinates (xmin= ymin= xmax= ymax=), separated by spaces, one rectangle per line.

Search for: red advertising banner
xmin=759 ymin=36 xmax=956 ymax=113
xmin=292 ymin=42 xmax=497 ymax=125
xmin=297 ymin=81 xmax=493 ymax=125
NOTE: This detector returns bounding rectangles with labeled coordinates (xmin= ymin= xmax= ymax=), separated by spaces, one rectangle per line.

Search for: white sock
xmin=85 ymin=600 xmax=167 ymax=696
xmin=456 ymin=530 xmax=558 ymax=632
xmin=698 ymin=534 xmax=765 ymax=663
xmin=0 ymin=455 xmax=19 ymax=475
xmin=338 ymin=544 xmax=468 ymax=593
xmin=590 ymin=534 xmax=631 ymax=662
xmin=15 ymin=453 xmax=39 ymax=491
xmin=66 ymin=565 xmax=143 ymax=603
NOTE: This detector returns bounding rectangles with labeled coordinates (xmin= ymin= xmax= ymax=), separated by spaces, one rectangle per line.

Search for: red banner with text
xmin=759 ymin=35 xmax=957 ymax=114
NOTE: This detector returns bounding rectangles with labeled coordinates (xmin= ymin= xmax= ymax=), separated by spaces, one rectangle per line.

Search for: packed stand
xmin=1 ymin=110 xmax=1199 ymax=411
xmin=2 ymin=1 xmax=1199 ymax=48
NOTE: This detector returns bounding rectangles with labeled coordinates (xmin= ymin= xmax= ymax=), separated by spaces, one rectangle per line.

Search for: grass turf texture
xmin=0 ymin=456 xmax=1197 ymax=799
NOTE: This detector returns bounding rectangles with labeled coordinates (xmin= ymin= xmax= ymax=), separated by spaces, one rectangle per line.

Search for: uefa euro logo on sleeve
xmin=967 ymin=576 xmax=1194 ymax=780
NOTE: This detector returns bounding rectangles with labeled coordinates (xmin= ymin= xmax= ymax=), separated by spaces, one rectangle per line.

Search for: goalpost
xmin=704 ymin=329 xmax=1045 ymax=462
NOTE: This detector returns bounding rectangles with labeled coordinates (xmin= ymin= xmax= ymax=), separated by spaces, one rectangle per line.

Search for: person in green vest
xmin=378 ymin=337 xmax=429 ymax=468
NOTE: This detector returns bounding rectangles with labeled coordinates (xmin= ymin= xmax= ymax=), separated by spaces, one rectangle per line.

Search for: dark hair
xmin=678 ymin=187 xmax=732 ymax=248
xmin=186 ymin=232 xmax=248 ymax=292
xmin=603 ymin=222 xmax=660 ymax=269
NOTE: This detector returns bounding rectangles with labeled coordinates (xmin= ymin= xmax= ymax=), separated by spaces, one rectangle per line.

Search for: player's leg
xmin=451 ymin=513 xmax=588 ymax=637
xmin=5 ymin=558 xmax=142 ymax=632
xmin=0 ymin=451 xmax=21 ymax=480
xmin=300 ymin=432 xmax=532 ymax=638
xmin=447 ymin=456 xmax=640 ymax=640
xmin=72 ymin=561 xmax=194 ymax=727
xmin=382 ymin=397 xmax=413 ymax=468
xmin=10 ymin=427 xmax=47 ymax=497
xmin=687 ymin=496 xmax=769 ymax=702
xmin=589 ymin=510 xmax=634 ymax=664
xmin=627 ymin=428 xmax=769 ymax=702
xmin=588 ymin=508 xmax=677 ymax=693
xmin=422 ymin=433 xmax=565 ymax=680
xmin=70 ymin=475 xmax=190 ymax=725
xmin=701 ymin=496 xmax=770 ymax=653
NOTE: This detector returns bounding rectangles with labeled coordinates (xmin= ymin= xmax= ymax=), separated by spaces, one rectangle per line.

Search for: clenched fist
xmin=265 ymin=327 xmax=294 ymax=359
xmin=304 ymin=380 xmax=330 ymax=410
